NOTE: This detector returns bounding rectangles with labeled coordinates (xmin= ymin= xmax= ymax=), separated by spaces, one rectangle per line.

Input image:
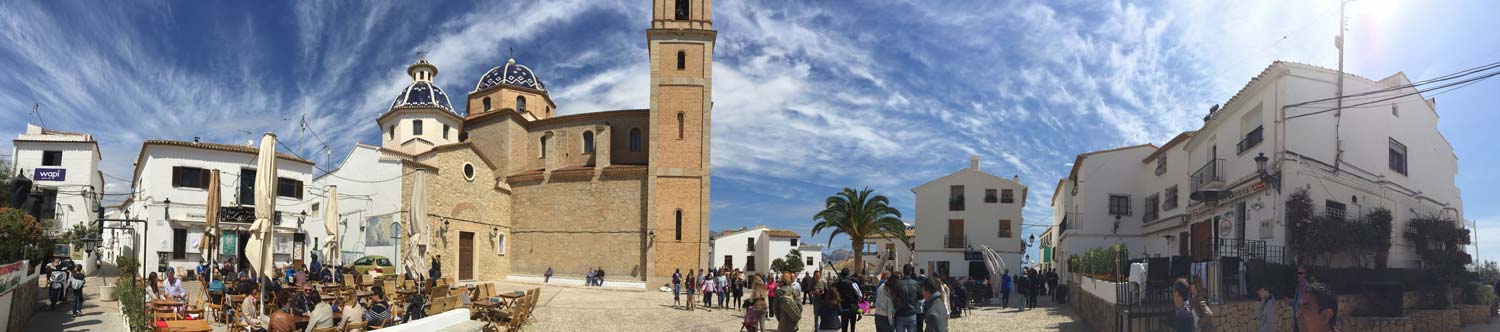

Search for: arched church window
xmin=388 ymin=125 xmax=395 ymax=140
xmin=582 ymin=131 xmax=595 ymax=153
xmin=676 ymin=112 xmax=685 ymax=139
xmin=677 ymin=51 xmax=686 ymax=70
xmin=674 ymin=209 xmax=683 ymax=241
xmin=517 ymin=96 xmax=527 ymax=113
xmin=483 ymin=97 xmax=492 ymax=112
xmin=629 ymin=128 xmax=642 ymax=152
xmin=675 ymin=0 xmax=690 ymax=20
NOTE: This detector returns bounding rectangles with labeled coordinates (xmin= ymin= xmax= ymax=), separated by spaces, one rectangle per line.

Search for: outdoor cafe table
xmin=158 ymin=319 xmax=212 ymax=332
xmin=470 ymin=300 xmax=508 ymax=329
xmin=152 ymin=300 xmax=187 ymax=312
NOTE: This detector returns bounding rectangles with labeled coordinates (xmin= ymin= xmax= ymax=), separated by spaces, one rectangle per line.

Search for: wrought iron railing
xmin=1237 ymin=126 xmax=1263 ymax=154
xmin=944 ymin=234 xmax=967 ymax=249
xmin=1190 ymin=158 xmax=1225 ymax=191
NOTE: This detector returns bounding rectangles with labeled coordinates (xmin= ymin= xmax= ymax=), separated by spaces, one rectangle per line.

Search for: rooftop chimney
xmin=193 ymin=136 xmax=200 ymax=143
xmin=969 ymin=156 xmax=980 ymax=170
xmin=1013 ymin=175 xmax=1019 ymax=182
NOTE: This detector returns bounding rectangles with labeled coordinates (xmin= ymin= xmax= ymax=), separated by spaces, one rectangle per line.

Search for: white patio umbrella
xmin=323 ymin=185 xmax=340 ymax=266
xmin=404 ymin=169 xmax=429 ymax=280
xmin=244 ymin=133 xmax=279 ymax=282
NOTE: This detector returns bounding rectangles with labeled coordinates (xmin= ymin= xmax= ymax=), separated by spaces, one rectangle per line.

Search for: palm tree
xmin=812 ymin=187 xmax=907 ymax=276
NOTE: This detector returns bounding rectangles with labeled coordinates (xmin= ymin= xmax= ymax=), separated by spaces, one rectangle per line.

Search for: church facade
xmin=331 ymin=0 xmax=716 ymax=287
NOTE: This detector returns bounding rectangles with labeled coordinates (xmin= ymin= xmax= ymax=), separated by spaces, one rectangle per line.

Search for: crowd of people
xmin=183 ymin=253 xmax=411 ymax=332
xmin=1170 ymin=265 xmax=1346 ymax=332
xmin=668 ymin=263 xmax=991 ymax=332
xmin=994 ymin=267 xmax=1058 ymax=311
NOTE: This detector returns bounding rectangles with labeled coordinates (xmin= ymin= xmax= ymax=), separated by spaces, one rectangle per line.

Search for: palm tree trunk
xmin=851 ymin=238 xmax=864 ymax=276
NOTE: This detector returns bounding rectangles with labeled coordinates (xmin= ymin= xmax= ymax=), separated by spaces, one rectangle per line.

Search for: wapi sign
xmin=34 ymin=168 xmax=66 ymax=181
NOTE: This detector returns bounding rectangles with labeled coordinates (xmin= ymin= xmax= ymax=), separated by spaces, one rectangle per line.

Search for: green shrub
xmin=1068 ymin=244 xmax=1129 ymax=281
xmin=113 ymin=280 xmax=151 ymax=332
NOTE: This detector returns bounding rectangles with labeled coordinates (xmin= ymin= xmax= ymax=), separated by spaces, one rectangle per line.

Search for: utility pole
xmin=1334 ymin=0 xmax=1354 ymax=174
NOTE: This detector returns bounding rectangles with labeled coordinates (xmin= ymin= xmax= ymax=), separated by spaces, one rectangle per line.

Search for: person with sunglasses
xmin=1288 ymin=266 xmax=1311 ymax=332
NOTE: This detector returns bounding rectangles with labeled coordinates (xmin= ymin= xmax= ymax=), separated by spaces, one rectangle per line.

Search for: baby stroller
xmin=740 ymin=300 xmax=759 ymax=332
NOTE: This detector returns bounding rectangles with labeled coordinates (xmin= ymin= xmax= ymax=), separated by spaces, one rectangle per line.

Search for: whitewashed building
xmin=711 ymin=226 xmax=820 ymax=274
xmin=1051 ymin=61 xmax=1466 ymax=276
xmin=9 ymin=124 xmax=104 ymax=235
xmin=294 ymin=143 xmax=406 ymax=268
xmin=113 ymin=139 xmax=315 ymax=277
xmin=860 ymin=227 xmax=915 ymax=274
xmin=911 ymin=157 xmax=1027 ymax=280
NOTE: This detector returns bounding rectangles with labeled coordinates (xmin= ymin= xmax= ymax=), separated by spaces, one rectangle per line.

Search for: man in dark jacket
xmin=1173 ymin=279 xmax=1197 ymax=332
xmin=835 ymin=268 xmax=862 ymax=332
xmin=890 ymin=265 xmax=922 ymax=332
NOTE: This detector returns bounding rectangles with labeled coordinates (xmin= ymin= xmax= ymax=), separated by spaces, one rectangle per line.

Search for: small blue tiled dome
xmin=475 ymin=58 xmax=547 ymax=92
xmin=390 ymin=81 xmax=457 ymax=115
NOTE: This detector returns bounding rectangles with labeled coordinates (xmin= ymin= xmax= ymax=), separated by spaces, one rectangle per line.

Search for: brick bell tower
xmin=646 ymin=0 xmax=714 ymax=286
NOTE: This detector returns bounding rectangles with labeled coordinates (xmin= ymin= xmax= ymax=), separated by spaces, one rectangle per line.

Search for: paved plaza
xmin=20 ymin=273 xmax=1500 ymax=332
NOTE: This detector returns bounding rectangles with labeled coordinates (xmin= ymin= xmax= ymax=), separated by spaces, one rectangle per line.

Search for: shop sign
xmin=34 ymin=168 xmax=65 ymax=181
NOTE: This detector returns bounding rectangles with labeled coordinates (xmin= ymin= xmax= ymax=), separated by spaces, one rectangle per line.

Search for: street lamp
xmin=1254 ymin=152 xmax=1281 ymax=192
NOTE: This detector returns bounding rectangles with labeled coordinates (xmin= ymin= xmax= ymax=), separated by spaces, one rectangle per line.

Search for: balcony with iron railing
xmin=1237 ymin=126 xmax=1264 ymax=154
xmin=944 ymin=234 xmax=968 ymax=249
xmin=1190 ymin=158 xmax=1225 ymax=192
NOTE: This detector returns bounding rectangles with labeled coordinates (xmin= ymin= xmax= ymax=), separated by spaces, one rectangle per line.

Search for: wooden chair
xmin=184 ymin=298 xmax=205 ymax=319
xmin=153 ymin=311 xmax=181 ymax=322
xmin=342 ymin=321 xmax=368 ymax=332
xmin=311 ymin=327 xmax=340 ymax=332
xmin=342 ymin=274 xmax=355 ymax=286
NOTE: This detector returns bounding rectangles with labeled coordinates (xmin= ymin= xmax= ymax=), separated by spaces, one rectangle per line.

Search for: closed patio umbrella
xmin=198 ymin=170 xmax=221 ymax=280
xmin=323 ymin=185 xmax=340 ymax=266
xmin=244 ymin=133 xmax=279 ymax=282
xmin=404 ymin=169 xmax=429 ymax=280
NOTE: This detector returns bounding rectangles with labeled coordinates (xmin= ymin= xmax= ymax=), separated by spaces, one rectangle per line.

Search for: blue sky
xmin=2 ymin=0 xmax=1497 ymax=263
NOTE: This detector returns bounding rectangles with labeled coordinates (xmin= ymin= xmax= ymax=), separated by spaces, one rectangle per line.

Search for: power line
xmin=1284 ymin=59 xmax=1500 ymax=108
xmin=1287 ymin=66 xmax=1500 ymax=120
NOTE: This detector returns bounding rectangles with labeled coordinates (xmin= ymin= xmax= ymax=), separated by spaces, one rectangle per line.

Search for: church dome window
xmin=463 ymin=163 xmax=476 ymax=181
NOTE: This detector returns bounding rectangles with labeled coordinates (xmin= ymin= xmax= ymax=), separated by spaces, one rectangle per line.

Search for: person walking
xmin=703 ymin=274 xmax=717 ymax=310
xmin=685 ymin=270 xmax=698 ymax=311
xmin=774 ymin=272 xmax=803 ymax=332
xmin=1257 ymin=287 xmax=1277 ymax=332
xmin=672 ymin=269 xmax=683 ymax=308
xmin=69 ymin=265 xmax=86 ymax=316
xmin=1014 ymin=272 xmax=1028 ymax=311
xmin=733 ymin=272 xmax=746 ymax=309
xmin=719 ymin=271 xmax=729 ymax=308
xmin=999 ymin=270 xmax=1012 ymax=308
xmin=1027 ymin=269 xmax=1040 ymax=309
xmin=768 ymin=274 xmax=779 ymax=316
xmin=545 ymin=266 xmax=553 ymax=283
xmin=1173 ymin=279 xmax=1197 ymax=332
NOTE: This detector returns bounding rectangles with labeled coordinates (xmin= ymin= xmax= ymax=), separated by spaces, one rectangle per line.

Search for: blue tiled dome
xmin=390 ymin=81 xmax=458 ymax=115
xmin=475 ymin=58 xmax=547 ymax=92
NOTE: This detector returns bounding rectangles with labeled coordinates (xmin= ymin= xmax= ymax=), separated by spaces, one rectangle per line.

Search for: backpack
xmin=836 ymin=280 xmax=861 ymax=310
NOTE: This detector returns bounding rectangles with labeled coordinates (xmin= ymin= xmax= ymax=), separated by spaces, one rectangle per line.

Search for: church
xmin=308 ymin=0 xmax=715 ymax=287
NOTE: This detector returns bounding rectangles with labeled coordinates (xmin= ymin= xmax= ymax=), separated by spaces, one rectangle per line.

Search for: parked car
xmin=347 ymin=255 xmax=396 ymax=278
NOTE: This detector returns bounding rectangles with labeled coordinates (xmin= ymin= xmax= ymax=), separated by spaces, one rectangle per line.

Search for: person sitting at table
xmin=145 ymin=272 xmax=162 ymax=302
xmin=235 ymin=273 xmax=258 ymax=295
xmin=287 ymin=288 xmax=309 ymax=316
xmin=163 ymin=272 xmax=187 ymax=302
xmin=365 ymin=292 xmax=391 ymax=327
xmin=305 ymin=292 xmax=335 ymax=332
xmin=338 ymin=295 xmax=365 ymax=331
xmin=269 ymin=290 xmax=297 ymax=332
xmin=240 ymin=288 xmax=269 ymax=332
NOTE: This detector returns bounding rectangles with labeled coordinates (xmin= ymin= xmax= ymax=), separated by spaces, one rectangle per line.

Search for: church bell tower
xmin=646 ymin=0 xmax=715 ymax=286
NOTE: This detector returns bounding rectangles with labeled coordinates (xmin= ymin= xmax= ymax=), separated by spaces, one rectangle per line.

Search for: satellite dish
xmin=1190 ymin=189 xmax=1231 ymax=202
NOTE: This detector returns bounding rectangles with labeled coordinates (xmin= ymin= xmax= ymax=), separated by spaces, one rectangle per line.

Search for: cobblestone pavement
xmin=490 ymin=281 xmax=1091 ymax=332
